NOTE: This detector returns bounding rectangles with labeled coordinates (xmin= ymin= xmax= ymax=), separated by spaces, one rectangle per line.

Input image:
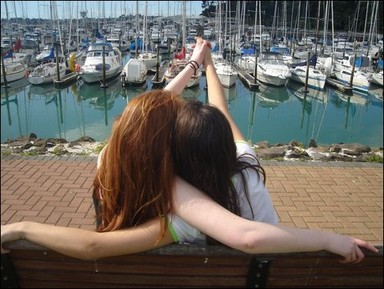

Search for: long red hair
xmin=93 ymin=89 xmax=182 ymax=239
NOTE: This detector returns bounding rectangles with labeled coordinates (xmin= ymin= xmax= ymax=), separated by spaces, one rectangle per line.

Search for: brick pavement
xmin=1 ymin=155 xmax=383 ymax=245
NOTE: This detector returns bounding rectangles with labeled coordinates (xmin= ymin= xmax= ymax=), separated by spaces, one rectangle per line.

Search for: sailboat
xmin=289 ymin=65 xmax=327 ymax=90
xmin=1 ymin=50 xmax=28 ymax=84
xmin=212 ymin=0 xmax=238 ymax=88
xmin=120 ymin=1 xmax=148 ymax=88
xmin=137 ymin=1 xmax=162 ymax=71
xmin=165 ymin=47 xmax=202 ymax=88
xmin=28 ymin=45 xmax=67 ymax=85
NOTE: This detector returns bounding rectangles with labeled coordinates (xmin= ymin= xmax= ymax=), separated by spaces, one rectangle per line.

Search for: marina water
xmin=1 ymin=53 xmax=383 ymax=148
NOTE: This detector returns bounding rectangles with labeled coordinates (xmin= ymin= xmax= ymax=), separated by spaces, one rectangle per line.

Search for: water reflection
xmin=329 ymin=89 xmax=370 ymax=131
xmin=182 ymin=84 xmax=202 ymax=100
xmin=121 ymin=82 xmax=148 ymax=103
xmin=1 ymin=74 xmax=383 ymax=147
xmin=246 ymin=92 xmax=258 ymax=141
xmin=1 ymin=82 xmax=27 ymax=140
xmin=224 ymin=84 xmax=237 ymax=102
xmin=256 ymin=82 xmax=290 ymax=108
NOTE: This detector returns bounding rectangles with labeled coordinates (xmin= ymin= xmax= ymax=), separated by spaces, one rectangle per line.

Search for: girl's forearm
xmin=205 ymin=62 xmax=244 ymax=140
xmin=3 ymin=220 xmax=174 ymax=260
xmin=173 ymin=176 xmax=378 ymax=262
xmin=164 ymin=61 xmax=197 ymax=95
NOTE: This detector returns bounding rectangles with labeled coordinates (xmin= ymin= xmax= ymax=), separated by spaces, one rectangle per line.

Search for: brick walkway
xmin=1 ymin=155 xmax=383 ymax=245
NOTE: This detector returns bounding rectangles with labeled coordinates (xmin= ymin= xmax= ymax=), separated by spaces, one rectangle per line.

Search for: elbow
xmin=230 ymin=230 xmax=265 ymax=254
xmin=75 ymin=239 xmax=103 ymax=260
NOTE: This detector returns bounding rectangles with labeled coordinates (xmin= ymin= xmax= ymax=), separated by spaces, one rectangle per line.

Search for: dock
xmin=325 ymin=77 xmax=353 ymax=95
xmin=54 ymin=71 xmax=79 ymax=88
xmin=151 ymin=60 xmax=169 ymax=88
xmin=232 ymin=63 xmax=259 ymax=90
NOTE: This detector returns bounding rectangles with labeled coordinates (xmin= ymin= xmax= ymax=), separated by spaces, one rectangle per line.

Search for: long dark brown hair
xmin=171 ymin=100 xmax=266 ymax=222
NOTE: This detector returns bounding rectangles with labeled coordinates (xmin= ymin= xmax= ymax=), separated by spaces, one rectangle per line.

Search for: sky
xmin=1 ymin=1 xmax=203 ymax=20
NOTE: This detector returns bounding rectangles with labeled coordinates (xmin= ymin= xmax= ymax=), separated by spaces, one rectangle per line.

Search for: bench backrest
xmin=1 ymin=240 xmax=383 ymax=288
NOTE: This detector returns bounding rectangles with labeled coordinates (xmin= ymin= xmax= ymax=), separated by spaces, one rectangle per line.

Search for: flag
xmin=2 ymin=49 xmax=13 ymax=59
xmin=13 ymin=38 xmax=22 ymax=52
xmin=175 ymin=47 xmax=186 ymax=60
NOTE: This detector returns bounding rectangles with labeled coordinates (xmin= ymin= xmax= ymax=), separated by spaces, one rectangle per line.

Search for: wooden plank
xmin=232 ymin=62 xmax=260 ymax=90
xmin=2 ymin=240 xmax=383 ymax=288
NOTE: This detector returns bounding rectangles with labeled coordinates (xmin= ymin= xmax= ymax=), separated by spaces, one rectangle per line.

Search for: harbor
xmin=1 ymin=1 xmax=383 ymax=149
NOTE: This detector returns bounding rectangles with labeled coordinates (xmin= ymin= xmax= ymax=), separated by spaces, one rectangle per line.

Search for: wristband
xmin=188 ymin=60 xmax=199 ymax=70
xmin=188 ymin=63 xmax=197 ymax=76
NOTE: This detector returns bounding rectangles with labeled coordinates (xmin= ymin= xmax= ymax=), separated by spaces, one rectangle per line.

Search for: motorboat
xmin=138 ymin=51 xmax=161 ymax=71
xmin=256 ymin=52 xmax=291 ymax=87
xmin=215 ymin=61 xmax=238 ymax=88
xmin=79 ymin=41 xmax=123 ymax=84
xmin=334 ymin=68 xmax=370 ymax=93
xmin=120 ymin=58 xmax=147 ymax=87
xmin=368 ymin=71 xmax=383 ymax=87
xmin=289 ymin=66 xmax=327 ymax=90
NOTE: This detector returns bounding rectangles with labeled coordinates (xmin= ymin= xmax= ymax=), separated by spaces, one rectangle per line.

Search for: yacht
xmin=79 ymin=41 xmax=123 ymax=84
xmin=256 ymin=52 xmax=291 ymax=87
xmin=289 ymin=66 xmax=327 ymax=90
xmin=334 ymin=68 xmax=370 ymax=93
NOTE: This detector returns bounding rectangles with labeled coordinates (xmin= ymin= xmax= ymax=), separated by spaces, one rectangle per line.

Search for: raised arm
xmin=203 ymin=47 xmax=245 ymax=141
xmin=164 ymin=37 xmax=209 ymax=95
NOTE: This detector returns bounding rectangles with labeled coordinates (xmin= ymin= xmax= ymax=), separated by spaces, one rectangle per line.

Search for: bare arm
xmin=164 ymin=37 xmax=208 ymax=95
xmin=172 ymin=176 xmax=379 ymax=263
xmin=203 ymin=48 xmax=245 ymax=141
xmin=2 ymin=178 xmax=379 ymax=263
xmin=1 ymin=219 xmax=173 ymax=260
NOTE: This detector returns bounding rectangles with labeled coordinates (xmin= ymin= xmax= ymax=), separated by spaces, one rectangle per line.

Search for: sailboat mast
xmin=182 ymin=1 xmax=186 ymax=48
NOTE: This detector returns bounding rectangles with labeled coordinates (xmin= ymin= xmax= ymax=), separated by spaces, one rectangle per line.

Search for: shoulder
xmin=97 ymin=145 xmax=108 ymax=169
xmin=235 ymin=140 xmax=256 ymax=157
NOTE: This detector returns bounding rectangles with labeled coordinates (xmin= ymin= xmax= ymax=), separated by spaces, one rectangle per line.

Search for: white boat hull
xmin=215 ymin=63 xmax=238 ymax=88
xmin=138 ymin=52 xmax=161 ymax=71
xmin=369 ymin=71 xmax=383 ymax=87
xmin=121 ymin=58 xmax=147 ymax=87
xmin=79 ymin=42 xmax=123 ymax=84
xmin=81 ymin=67 xmax=123 ymax=84
xmin=28 ymin=63 xmax=67 ymax=85
xmin=257 ymin=70 xmax=290 ymax=87
xmin=289 ymin=66 xmax=326 ymax=90
xmin=1 ymin=62 xmax=27 ymax=83
xmin=334 ymin=69 xmax=370 ymax=92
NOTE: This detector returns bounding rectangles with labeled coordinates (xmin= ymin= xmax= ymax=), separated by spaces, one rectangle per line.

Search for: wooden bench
xmin=1 ymin=240 xmax=382 ymax=288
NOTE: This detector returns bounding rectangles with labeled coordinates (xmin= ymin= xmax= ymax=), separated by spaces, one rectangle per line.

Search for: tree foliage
xmin=200 ymin=1 xmax=383 ymax=34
